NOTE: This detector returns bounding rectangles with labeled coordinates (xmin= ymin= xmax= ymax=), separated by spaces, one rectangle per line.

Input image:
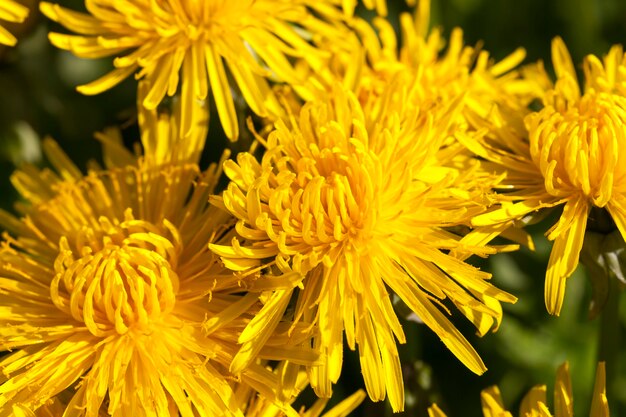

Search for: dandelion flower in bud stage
xmin=0 ymin=97 xmax=318 ymax=416
xmin=0 ymin=0 xmax=28 ymax=46
xmin=467 ymin=37 xmax=626 ymax=315
xmin=39 ymin=0 xmax=348 ymax=141
xmin=428 ymin=362 xmax=609 ymax=417
xmin=210 ymin=82 xmax=517 ymax=412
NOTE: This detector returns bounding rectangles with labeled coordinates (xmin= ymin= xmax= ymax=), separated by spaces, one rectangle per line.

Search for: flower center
xmin=51 ymin=211 xmax=181 ymax=337
xmin=163 ymin=0 xmax=255 ymax=41
xmin=527 ymin=91 xmax=626 ymax=206
xmin=285 ymin=144 xmax=375 ymax=260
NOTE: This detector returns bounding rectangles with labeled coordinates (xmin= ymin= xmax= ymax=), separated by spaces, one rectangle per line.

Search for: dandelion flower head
xmin=300 ymin=0 xmax=532 ymax=131
xmin=0 ymin=95 xmax=317 ymax=416
xmin=39 ymin=0 xmax=349 ymax=140
xmin=210 ymin=81 xmax=517 ymax=412
xmin=469 ymin=37 xmax=626 ymax=315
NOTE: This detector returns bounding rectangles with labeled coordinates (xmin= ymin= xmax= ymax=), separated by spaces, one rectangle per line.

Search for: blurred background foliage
xmin=1 ymin=1 xmax=626 ymax=417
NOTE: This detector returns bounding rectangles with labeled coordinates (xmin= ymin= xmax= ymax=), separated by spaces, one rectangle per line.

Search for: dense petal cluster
xmin=466 ymin=38 xmax=626 ymax=315
xmin=210 ymin=81 xmax=516 ymax=412
xmin=3 ymin=0 xmax=625 ymax=416
xmin=0 ymin=98 xmax=317 ymax=416
xmin=0 ymin=0 xmax=28 ymax=46
xmin=360 ymin=4 xmax=529 ymax=112
xmin=39 ymin=0 xmax=349 ymax=140
xmin=428 ymin=362 xmax=609 ymax=417
xmin=298 ymin=0 xmax=534 ymax=131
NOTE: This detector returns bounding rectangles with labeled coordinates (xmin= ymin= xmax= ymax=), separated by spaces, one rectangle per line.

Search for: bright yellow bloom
xmin=363 ymin=6 xmax=526 ymax=108
xmin=210 ymin=82 xmax=517 ymax=412
xmin=467 ymin=38 xmax=626 ymax=315
xmin=39 ymin=0 xmax=347 ymax=140
xmin=0 ymin=0 xmax=28 ymax=46
xmin=0 ymin=94 xmax=316 ymax=416
xmin=301 ymin=0 xmax=532 ymax=125
xmin=428 ymin=362 xmax=609 ymax=417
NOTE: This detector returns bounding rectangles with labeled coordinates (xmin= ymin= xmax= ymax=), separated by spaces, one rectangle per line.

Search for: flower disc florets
xmin=528 ymin=91 xmax=625 ymax=207
xmin=228 ymin=102 xmax=382 ymax=275
xmin=52 ymin=215 xmax=181 ymax=337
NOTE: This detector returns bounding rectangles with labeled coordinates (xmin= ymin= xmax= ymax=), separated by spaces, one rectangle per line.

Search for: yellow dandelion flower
xmin=466 ymin=37 xmax=626 ymax=315
xmin=428 ymin=362 xmax=609 ymax=417
xmin=0 ymin=0 xmax=28 ymax=46
xmin=301 ymin=0 xmax=532 ymax=123
xmin=39 ymin=0 xmax=348 ymax=140
xmin=374 ymin=0 xmax=532 ymax=114
xmin=0 ymin=93 xmax=318 ymax=416
xmin=210 ymin=82 xmax=517 ymax=412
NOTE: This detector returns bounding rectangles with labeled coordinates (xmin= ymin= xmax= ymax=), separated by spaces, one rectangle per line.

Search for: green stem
xmin=598 ymin=275 xmax=620 ymax=413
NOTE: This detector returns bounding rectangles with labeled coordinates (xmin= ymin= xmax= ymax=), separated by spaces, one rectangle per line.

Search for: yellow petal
xmin=180 ymin=49 xmax=205 ymax=139
xmin=590 ymin=362 xmax=609 ymax=417
xmin=39 ymin=2 xmax=104 ymax=35
xmin=551 ymin=37 xmax=578 ymax=86
xmin=230 ymin=289 xmax=293 ymax=374
xmin=357 ymin=313 xmax=385 ymax=402
xmin=76 ymin=65 xmax=137 ymax=95
xmin=201 ymin=292 xmax=260 ymax=335
xmin=545 ymin=199 xmax=588 ymax=315
xmin=554 ymin=362 xmax=573 ymax=417
xmin=1 ymin=0 xmax=28 ymax=22
xmin=520 ymin=385 xmax=547 ymax=417
xmin=322 ymin=390 xmax=367 ymax=417
xmin=428 ymin=404 xmax=448 ymax=417
xmin=480 ymin=386 xmax=512 ymax=417
xmin=607 ymin=199 xmax=626 ymax=244
xmin=472 ymin=198 xmax=562 ymax=227
xmin=205 ymin=44 xmax=238 ymax=141
xmin=42 ymin=138 xmax=83 ymax=181
xmin=0 ymin=26 xmax=17 ymax=46
xmin=142 ymin=54 xmax=175 ymax=109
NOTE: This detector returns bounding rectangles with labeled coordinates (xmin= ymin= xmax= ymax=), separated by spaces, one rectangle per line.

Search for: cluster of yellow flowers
xmin=0 ymin=0 xmax=623 ymax=416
